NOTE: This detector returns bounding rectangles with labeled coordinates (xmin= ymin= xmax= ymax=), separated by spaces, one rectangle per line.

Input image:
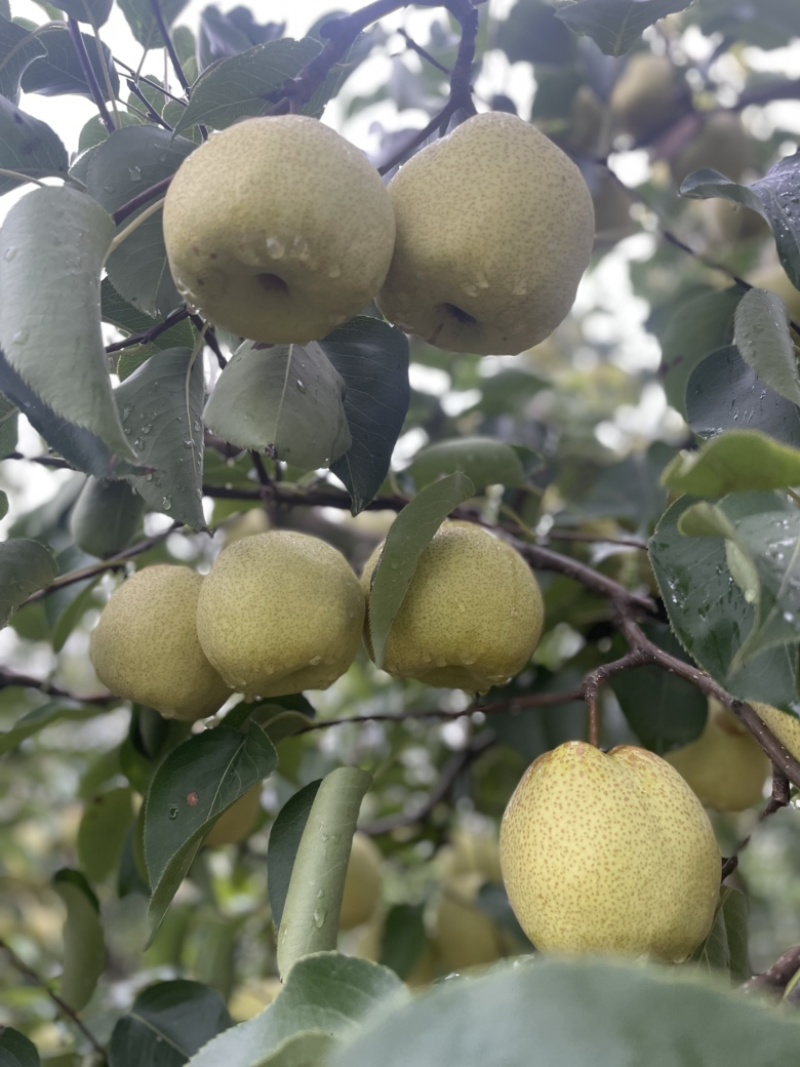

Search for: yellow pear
xmin=376 ymin=111 xmax=594 ymax=355
xmin=204 ymin=787 xmax=262 ymax=847
xmin=670 ymin=111 xmax=751 ymax=187
xmin=228 ymin=977 xmax=283 ymax=1022
xmin=666 ymin=699 xmax=769 ymax=811
xmin=339 ymin=831 xmax=384 ymax=931
xmin=433 ymin=872 xmax=508 ymax=972
xmin=218 ymin=507 xmax=271 ymax=546
xmin=610 ymin=53 xmax=689 ymax=143
xmin=437 ymin=827 xmax=503 ymax=885
xmin=751 ymin=702 xmax=800 ymax=762
xmin=196 ymin=530 xmax=364 ymax=699
xmin=163 ymin=115 xmax=395 ymax=344
xmin=361 ymin=520 xmax=544 ymax=693
xmin=90 ymin=565 xmax=231 ymax=721
xmin=499 ymin=741 xmax=721 ymax=962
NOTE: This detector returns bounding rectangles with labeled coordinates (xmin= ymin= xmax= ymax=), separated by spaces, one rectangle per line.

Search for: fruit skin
xmin=90 ymin=565 xmax=232 ymax=721
xmin=204 ymin=787 xmax=262 ymax=847
xmin=376 ymin=111 xmax=594 ymax=356
xmin=433 ymin=872 xmax=508 ymax=972
xmin=162 ymin=114 xmax=395 ymax=344
xmin=361 ymin=520 xmax=544 ymax=693
xmin=751 ymin=702 xmax=800 ymax=761
xmin=339 ymin=831 xmax=384 ymax=931
xmin=666 ymin=699 xmax=769 ymax=812
xmin=499 ymin=741 xmax=721 ymax=962
xmin=610 ymin=53 xmax=689 ymax=143
xmin=196 ymin=530 xmax=365 ymax=699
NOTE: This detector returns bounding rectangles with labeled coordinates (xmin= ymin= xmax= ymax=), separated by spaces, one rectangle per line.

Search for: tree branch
xmin=106 ymin=306 xmax=190 ymax=354
xmin=149 ymin=0 xmax=190 ymax=95
xmin=742 ymin=944 xmax=800 ymax=996
xmin=67 ymin=16 xmax=114 ymax=134
xmin=0 ymin=668 xmax=112 ymax=705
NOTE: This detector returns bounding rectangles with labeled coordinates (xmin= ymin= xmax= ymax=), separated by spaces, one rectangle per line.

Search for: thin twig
xmin=150 ymin=0 xmax=190 ymax=95
xmin=68 ymin=16 xmax=115 ymax=134
xmin=126 ymin=78 xmax=174 ymax=130
xmin=191 ymin=316 xmax=226 ymax=369
xmin=0 ymin=668 xmax=112 ymax=705
xmin=397 ymin=28 xmax=451 ymax=74
xmin=113 ymin=176 xmax=171 ymax=226
xmin=742 ymin=945 xmax=800 ymax=996
xmin=106 ymin=307 xmax=191 ymax=354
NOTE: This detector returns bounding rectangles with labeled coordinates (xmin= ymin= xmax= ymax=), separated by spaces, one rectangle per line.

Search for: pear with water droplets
xmin=500 ymin=741 xmax=721 ymax=962
xmin=196 ymin=530 xmax=365 ymax=699
xmin=376 ymin=111 xmax=594 ymax=355
xmin=751 ymin=702 xmax=800 ymax=762
xmin=163 ymin=115 xmax=396 ymax=343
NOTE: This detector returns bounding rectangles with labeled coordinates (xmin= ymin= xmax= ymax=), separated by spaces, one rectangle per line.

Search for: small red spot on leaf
xmin=187 ymin=792 xmax=200 ymax=807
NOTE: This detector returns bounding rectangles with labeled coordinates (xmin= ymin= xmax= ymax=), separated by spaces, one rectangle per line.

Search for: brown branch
xmin=397 ymin=28 xmax=451 ymax=74
xmin=0 ymin=937 xmax=108 ymax=1059
xmin=742 ymin=944 xmax=800 ymax=996
xmin=106 ymin=306 xmax=190 ymax=354
xmin=0 ymin=668 xmax=112 ymax=705
xmin=113 ymin=175 xmax=171 ymax=226
xmin=150 ymin=0 xmax=190 ymax=95
xmin=68 ymin=17 xmax=114 ymax=135
xmin=545 ymin=529 xmax=648 ymax=550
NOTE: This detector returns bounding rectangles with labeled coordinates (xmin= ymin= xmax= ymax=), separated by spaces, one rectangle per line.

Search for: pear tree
xmin=3 ymin=1 xmax=800 ymax=1065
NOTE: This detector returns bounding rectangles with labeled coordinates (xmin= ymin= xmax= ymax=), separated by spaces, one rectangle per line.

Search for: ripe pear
xmin=376 ymin=111 xmax=594 ymax=355
xmin=361 ymin=520 xmax=544 ymax=693
xmin=90 ymin=565 xmax=232 ymax=721
xmin=437 ymin=826 xmax=503 ymax=885
xmin=204 ymin=786 xmax=262 ymax=847
xmin=196 ymin=530 xmax=364 ymax=699
xmin=162 ymin=115 xmax=395 ymax=344
xmin=610 ymin=53 xmax=689 ymax=143
xmin=340 ymin=831 xmax=384 ymax=931
xmin=666 ymin=699 xmax=769 ymax=811
xmin=433 ymin=872 xmax=508 ymax=972
xmin=499 ymin=741 xmax=721 ymax=962
xmin=751 ymin=702 xmax=800 ymax=762
xmin=670 ymin=111 xmax=751 ymax=188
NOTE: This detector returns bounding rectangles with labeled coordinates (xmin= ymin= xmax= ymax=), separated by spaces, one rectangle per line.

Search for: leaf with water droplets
xmin=554 ymin=0 xmax=691 ymax=56
xmin=662 ymin=429 xmax=800 ymax=498
xmin=734 ymin=288 xmax=800 ymax=407
xmin=0 ymin=539 xmax=57 ymax=629
xmin=661 ymin=289 xmax=742 ymax=418
xmin=0 ymin=14 xmax=47 ymax=103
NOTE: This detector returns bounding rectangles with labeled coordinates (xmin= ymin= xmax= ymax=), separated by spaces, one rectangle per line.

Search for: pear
xmin=340 ymin=831 xmax=384 ymax=931
xmin=751 ymin=702 xmax=800 ymax=762
xmin=361 ymin=520 xmax=544 ymax=693
xmin=204 ymin=787 xmax=262 ymax=847
xmin=376 ymin=111 xmax=594 ymax=355
xmin=610 ymin=53 xmax=689 ymax=143
xmin=437 ymin=826 xmax=503 ymax=885
xmin=499 ymin=741 xmax=721 ymax=962
xmin=162 ymin=115 xmax=395 ymax=344
xmin=196 ymin=530 xmax=364 ymax=699
xmin=666 ymin=699 xmax=769 ymax=811
xmin=90 ymin=565 xmax=232 ymax=721
xmin=670 ymin=111 xmax=751 ymax=187
xmin=433 ymin=872 xmax=509 ymax=972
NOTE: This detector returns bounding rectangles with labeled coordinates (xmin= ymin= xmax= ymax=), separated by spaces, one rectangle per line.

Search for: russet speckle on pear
xmin=195 ymin=530 xmax=365 ymax=699
xmin=500 ymin=741 xmax=721 ymax=962
xmin=361 ymin=520 xmax=544 ymax=693
xmin=162 ymin=115 xmax=395 ymax=344
xmin=89 ymin=564 xmax=232 ymax=721
xmin=376 ymin=111 xmax=595 ymax=355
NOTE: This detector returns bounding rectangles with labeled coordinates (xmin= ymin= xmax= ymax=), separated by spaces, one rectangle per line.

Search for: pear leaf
xmin=117 ymin=0 xmax=189 ymax=49
xmin=53 ymin=869 xmax=106 ymax=1012
xmin=0 ymin=96 xmax=68 ymax=195
xmin=0 ymin=1026 xmax=40 ymax=1066
xmin=661 ymin=430 xmax=800 ymax=498
xmin=267 ymin=780 xmax=322 ymax=929
xmin=408 ymin=436 xmax=526 ymax=491
xmin=555 ymin=0 xmax=692 ymax=56
xmin=110 ymin=980 xmax=232 ymax=1065
xmin=0 ymin=539 xmax=57 ymax=629
xmin=734 ymin=288 xmax=800 ymax=406
xmin=0 ymin=15 xmax=46 ymax=102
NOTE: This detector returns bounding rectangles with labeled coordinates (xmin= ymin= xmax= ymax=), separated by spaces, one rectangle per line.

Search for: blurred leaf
xmin=0 ymin=1027 xmax=40 ymax=1066
xmin=555 ymin=0 xmax=692 ymax=56
xmin=267 ymin=779 xmax=322 ymax=929
xmin=144 ymin=724 xmax=277 ymax=940
xmin=408 ymin=437 xmax=526 ymax=492
xmin=662 ymin=430 xmax=800 ymax=497
xmin=51 ymin=0 xmax=113 ymax=23
xmin=379 ymin=904 xmax=427 ymax=981
xmin=117 ymin=0 xmax=189 ymax=49
xmin=109 ymin=980 xmax=232 ymax=1067
xmin=277 ymin=767 xmax=371 ymax=978
xmin=661 ymin=288 xmax=741 ymax=416
xmin=53 ymin=868 xmax=105 ymax=1012
xmin=686 ymin=346 xmax=800 ymax=448
xmin=0 ymin=539 xmax=57 ymax=628
xmin=0 ymin=394 xmax=18 ymax=457
xmin=44 ymin=545 xmax=101 ymax=652
xmin=693 ymin=887 xmax=751 ymax=983
xmin=0 ymin=185 xmax=134 ymax=458
xmin=116 ymin=347 xmax=206 ymax=529
xmin=0 ymin=15 xmax=46 ymax=102
xmin=0 ymin=701 xmax=101 ymax=755
xmin=186 ymin=953 xmax=406 ymax=1067
xmin=366 ymin=473 xmax=476 ymax=668
xmin=734 ymin=288 xmax=800 ymax=406
xmin=21 ymin=27 xmax=119 ymax=99
xmin=204 ymin=340 xmax=351 ymax=470
xmin=0 ymin=95 xmax=68 ymax=194
xmin=197 ymin=4 xmax=284 ymax=69
xmin=78 ymin=788 xmax=135 ymax=883
xmin=69 ymin=477 xmax=144 ymax=558
xmin=495 ymin=0 xmax=575 ymax=64
xmin=324 ymin=316 xmax=410 ymax=514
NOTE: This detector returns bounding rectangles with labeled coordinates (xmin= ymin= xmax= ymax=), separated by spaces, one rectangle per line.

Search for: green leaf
xmin=116 ymin=347 xmax=206 ymax=529
xmin=85 ymin=126 xmax=196 ymax=318
xmin=204 ymin=340 xmax=352 ymax=471
xmin=53 ymin=868 xmax=105 ymax=1012
xmin=267 ymin=780 xmax=322 ymax=929
xmin=21 ymin=27 xmax=119 ymax=99
xmin=101 ymin=277 xmax=196 ymax=356
xmin=332 ymin=956 xmax=800 ymax=1066
xmin=0 ymin=95 xmax=68 ymax=194
xmin=117 ymin=0 xmax=189 ymax=49
xmin=0 ymin=14 xmax=46 ymax=102
xmin=277 ymin=768 xmax=371 ymax=978
xmin=0 ymin=700 xmax=103 ymax=755
xmin=555 ymin=0 xmax=692 ymax=56
xmin=186 ymin=953 xmax=406 ymax=1067
xmin=144 ymin=725 xmax=277 ymax=940
xmin=0 ymin=539 xmax=57 ymax=628
xmin=324 ymin=317 xmax=410 ymax=515
xmin=44 ymin=545 xmax=102 ymax=652
xmin=379 ymin=904 xmax=428 ymax=981
xmin=0 ymin=1027 xmax=40 ymax=1066
xmin=0 ymin=185 xmax=135 ymax=459
xmin=661 ymin=430 xmax=800 ymax=497
xmin=408 ymin=437 xmax=526 ymax=492
xmin=109 ymin=979 xmax=232 ymax=1067
xmin=0 ymin=393 xmax=18 ymax=457
xmin=660 ymin=288 xmax=741 ymax=417
xmin=69 ymin=477 xmax=144 ymax=558
xmin=366 ymin=472 xmax=476 ymax=668
xmin=734 ymin=288 xmax=800 ymax=406
xmin=78 ymin=788 xmax=135 ymax=883
xmin=52 ymin=0 xmax=113 ymax=24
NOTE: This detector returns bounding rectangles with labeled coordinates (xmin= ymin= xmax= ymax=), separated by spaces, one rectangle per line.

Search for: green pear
xmin=751 ymin=702 xmax=800 ymax=762
xmin=376 ymin=111 xmax=594 ymax=355
xmin=196 ymin=530 xmax=365 ymax=699
xmin=340 ymin=831 xmax=384 ymax=931
xmin=204 ymin=787 xmax=262 ymax=847
xmin=361 ymin=520 xmax=544 ymax=693
xmin=670 ymin=111 xmax=751 ymax=187
xmin=500 ymin=741 xmax=721 ymax=962
xmin=610 ymin=53 xmax=689 ymax=143
xmin=437 ymin=826 xmax=503 ymax=885
xmin=90 ymin=565 xmax=232 ymax=721
xmin=666 ymin=700 xmax=769 ymax=811
xmin=433 ymin=872 xmax=509 ymax=972
xmin=163 ymin=115 xmax=395 ymax=344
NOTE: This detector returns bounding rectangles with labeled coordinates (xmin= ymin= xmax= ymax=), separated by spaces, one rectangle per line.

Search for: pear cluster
xmin=163 ymin=111 xmax=595 ymax=356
